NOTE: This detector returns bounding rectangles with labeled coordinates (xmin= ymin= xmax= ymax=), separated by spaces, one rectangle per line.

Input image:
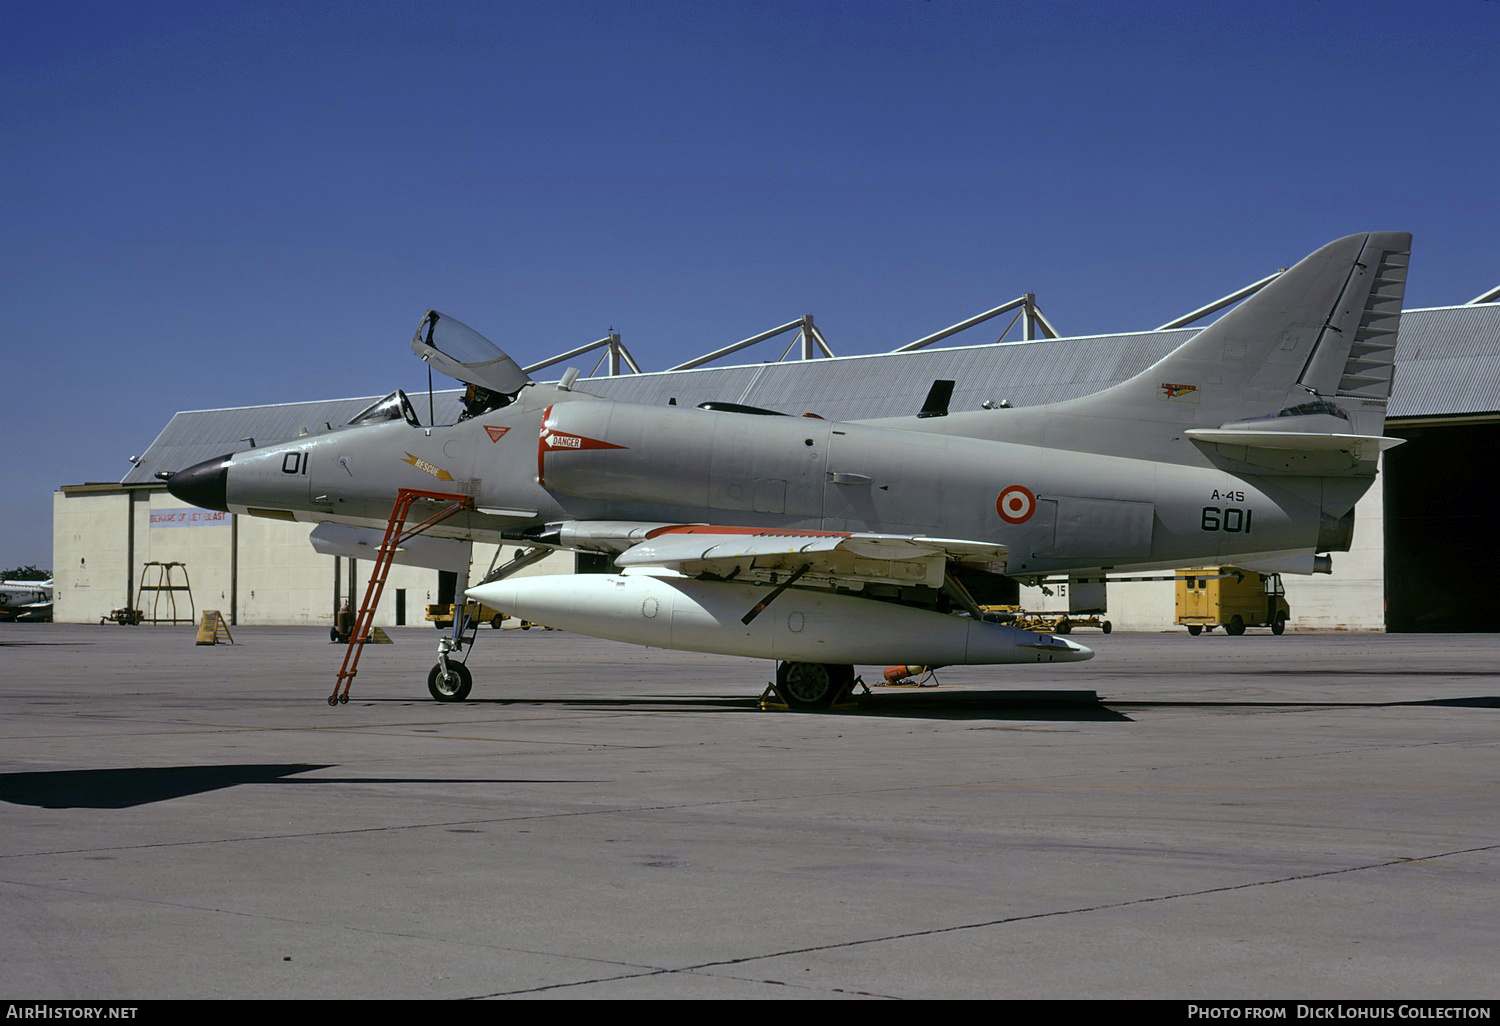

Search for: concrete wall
xmin=1282 ymin=475 xmax=1385 ymax=631
xmin=53 ymin=489 xmax=134 ymax=623
xmin=137 ymin=494 xmax=234 ymax=622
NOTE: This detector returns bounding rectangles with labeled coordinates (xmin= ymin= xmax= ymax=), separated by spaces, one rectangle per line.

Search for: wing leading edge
xmin=586 ymin=523 xmax=1008 ymax=591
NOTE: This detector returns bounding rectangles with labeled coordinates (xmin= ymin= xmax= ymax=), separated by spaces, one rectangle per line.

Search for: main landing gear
xmin=771 ymin=661 xmax=858 ymax=710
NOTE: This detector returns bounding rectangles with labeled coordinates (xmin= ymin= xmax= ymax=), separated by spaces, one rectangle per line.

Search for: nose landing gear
xmin=427 ymin=658 xmax=473 ymax=702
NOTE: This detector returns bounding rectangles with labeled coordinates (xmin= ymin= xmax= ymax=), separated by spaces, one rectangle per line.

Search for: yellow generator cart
xmin=426 ymin=601 xmax=508 ymax=630
xmin=1176 ymin=568 xmax=1289 ymax=636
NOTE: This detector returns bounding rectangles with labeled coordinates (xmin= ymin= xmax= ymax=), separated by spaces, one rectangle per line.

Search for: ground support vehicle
xmin=425 ymin=601 xmax=515 ymax=630
xmin=1177 ymin=568 xmax=1289 ymax=635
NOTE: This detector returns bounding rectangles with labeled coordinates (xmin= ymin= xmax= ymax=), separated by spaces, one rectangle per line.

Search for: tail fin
xmin=968 ymin=233 xmax=1411 ymax=466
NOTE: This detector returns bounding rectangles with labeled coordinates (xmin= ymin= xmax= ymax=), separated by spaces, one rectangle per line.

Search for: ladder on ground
xmin=138 ymin=561 xmax=195 ymax=624
xmin=329 ymin=488 xmax=473 ymax=705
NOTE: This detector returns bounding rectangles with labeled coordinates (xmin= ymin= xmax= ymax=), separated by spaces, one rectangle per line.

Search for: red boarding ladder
xmin=329 ymin=487 xmax=473 ymax=705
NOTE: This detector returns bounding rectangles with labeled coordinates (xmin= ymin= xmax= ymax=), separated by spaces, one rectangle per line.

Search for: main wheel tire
xmin=777 ymin=662 xmax=854 ymax=710
xmin=1226 ymin=615 xmax=1246 ymax=636
xmin=427 ymin=661 xmax=473 ymax=702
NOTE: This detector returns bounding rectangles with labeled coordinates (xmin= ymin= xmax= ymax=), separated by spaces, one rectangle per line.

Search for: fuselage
xmin=173 ymin=382 xmax=1358 ymax=581
xmin=161 ymin=234 xmax=1411 ymax=690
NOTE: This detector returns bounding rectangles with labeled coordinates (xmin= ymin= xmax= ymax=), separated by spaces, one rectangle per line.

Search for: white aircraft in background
xmin=0 ymin=579 xmax=53 ymax=622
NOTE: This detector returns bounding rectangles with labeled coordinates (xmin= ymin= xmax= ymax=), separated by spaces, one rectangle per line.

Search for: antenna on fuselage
xmin=918 ymin=380 xmax=956 ymax=419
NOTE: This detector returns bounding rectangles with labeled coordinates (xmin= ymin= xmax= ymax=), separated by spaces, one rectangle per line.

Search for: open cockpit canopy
xmin=411 ymin=310 xmax=531 ymax=397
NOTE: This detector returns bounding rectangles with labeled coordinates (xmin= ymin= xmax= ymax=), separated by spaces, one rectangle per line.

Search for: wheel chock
xmin=758 ymin=682 xmax=791 ymax=711
xmin=757 ymin=678 xmax=866 ymax=712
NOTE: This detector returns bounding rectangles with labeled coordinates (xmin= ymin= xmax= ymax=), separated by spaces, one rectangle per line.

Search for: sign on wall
xmin=150 ymin=509 xmax=233 ymax=529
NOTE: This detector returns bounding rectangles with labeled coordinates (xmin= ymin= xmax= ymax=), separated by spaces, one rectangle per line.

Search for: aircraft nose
xmin=164 ymin=453 xmax=232 ymax=512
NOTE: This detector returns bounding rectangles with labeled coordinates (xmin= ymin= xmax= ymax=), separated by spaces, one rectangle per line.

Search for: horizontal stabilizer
xmin=1185 ymin=429 xmax=1403 ymax=463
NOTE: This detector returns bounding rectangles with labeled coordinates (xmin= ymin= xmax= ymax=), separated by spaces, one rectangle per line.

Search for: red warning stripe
xmin=644 ymin=525 xmax=852 ymax=540
xmin=536 ymin=405 xmax=628 ymax=487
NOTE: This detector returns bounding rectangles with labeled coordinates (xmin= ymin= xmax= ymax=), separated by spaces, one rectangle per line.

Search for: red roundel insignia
xmin=996 ymin=485 xmax=1036 ymax=524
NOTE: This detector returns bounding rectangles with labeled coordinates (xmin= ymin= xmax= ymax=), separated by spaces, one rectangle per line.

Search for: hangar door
xmin=1383 ymin=421 xmax=1500 ymax=632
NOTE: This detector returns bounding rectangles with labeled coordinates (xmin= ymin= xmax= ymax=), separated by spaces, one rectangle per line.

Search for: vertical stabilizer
xmin=934 ymin=233 xmax=1411 ymax=464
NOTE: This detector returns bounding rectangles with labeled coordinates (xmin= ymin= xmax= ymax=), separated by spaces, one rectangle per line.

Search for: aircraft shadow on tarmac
xmin=1110 ymin=696 xmax=1500 ymax=710
xmin=361 ymin=688 xmax=1134 ymax=723
xmin=0 ymin=764 xmax=589 ymax=810
xmin=358 ymin=687 xmax=1498 ymax=720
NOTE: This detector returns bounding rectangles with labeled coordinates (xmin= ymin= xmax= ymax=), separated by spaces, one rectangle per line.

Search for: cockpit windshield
xmin=349 ymin=390 xmax=420 ymax=428
xmin=411 ymin=310 xmax=531 ymax=398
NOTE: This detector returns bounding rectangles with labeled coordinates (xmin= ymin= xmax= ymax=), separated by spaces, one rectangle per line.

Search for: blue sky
xmin=4 ymin=0 xmax=1498 ymax=570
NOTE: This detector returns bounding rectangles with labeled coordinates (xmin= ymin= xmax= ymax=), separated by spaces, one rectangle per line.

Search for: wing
xmin=562 ymin=522 xmax=1008 ymax=591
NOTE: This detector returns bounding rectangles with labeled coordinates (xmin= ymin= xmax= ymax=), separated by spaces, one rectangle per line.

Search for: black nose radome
xmin=166 ymin=454 xmax=231 ymax=512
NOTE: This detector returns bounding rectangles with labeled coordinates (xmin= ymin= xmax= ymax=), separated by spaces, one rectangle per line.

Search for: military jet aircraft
xmin=165 ymin=232 xmax=1410 ymax=707
xmin=0 ymin=579 xmax=53 ymax=622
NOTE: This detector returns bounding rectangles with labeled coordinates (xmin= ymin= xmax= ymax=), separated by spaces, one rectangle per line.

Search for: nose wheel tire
xmin=776 ymin=661 xmax=854 ymax=710
xmin=427 ymin=661 xmax=473 ymax=702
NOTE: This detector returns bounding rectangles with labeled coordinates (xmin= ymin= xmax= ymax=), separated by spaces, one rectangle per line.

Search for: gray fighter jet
xmin=166 ymin=232 xmax=1410 ymax=706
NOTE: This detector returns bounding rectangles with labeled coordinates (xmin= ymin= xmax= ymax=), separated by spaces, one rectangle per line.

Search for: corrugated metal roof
xmin=1390 ymin=305 xmax=1500 ymax=418
xmin=574 ymin=328 xmax=1201 ymax=420
xmin=122 ymin=303 xmax=1500 ymax=486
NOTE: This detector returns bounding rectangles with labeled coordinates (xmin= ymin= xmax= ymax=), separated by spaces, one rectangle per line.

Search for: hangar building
xmin=54 ymin=287 xmax=1500 ymax=633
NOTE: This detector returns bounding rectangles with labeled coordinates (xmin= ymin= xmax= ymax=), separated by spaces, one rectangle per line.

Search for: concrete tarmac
xmin=1 ymin=621 xmax=1496 ymax=1000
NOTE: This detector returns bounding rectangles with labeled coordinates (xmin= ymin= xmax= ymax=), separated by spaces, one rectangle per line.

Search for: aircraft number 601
xmin=1201 ymin=506 xmax=1253 ymax=533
